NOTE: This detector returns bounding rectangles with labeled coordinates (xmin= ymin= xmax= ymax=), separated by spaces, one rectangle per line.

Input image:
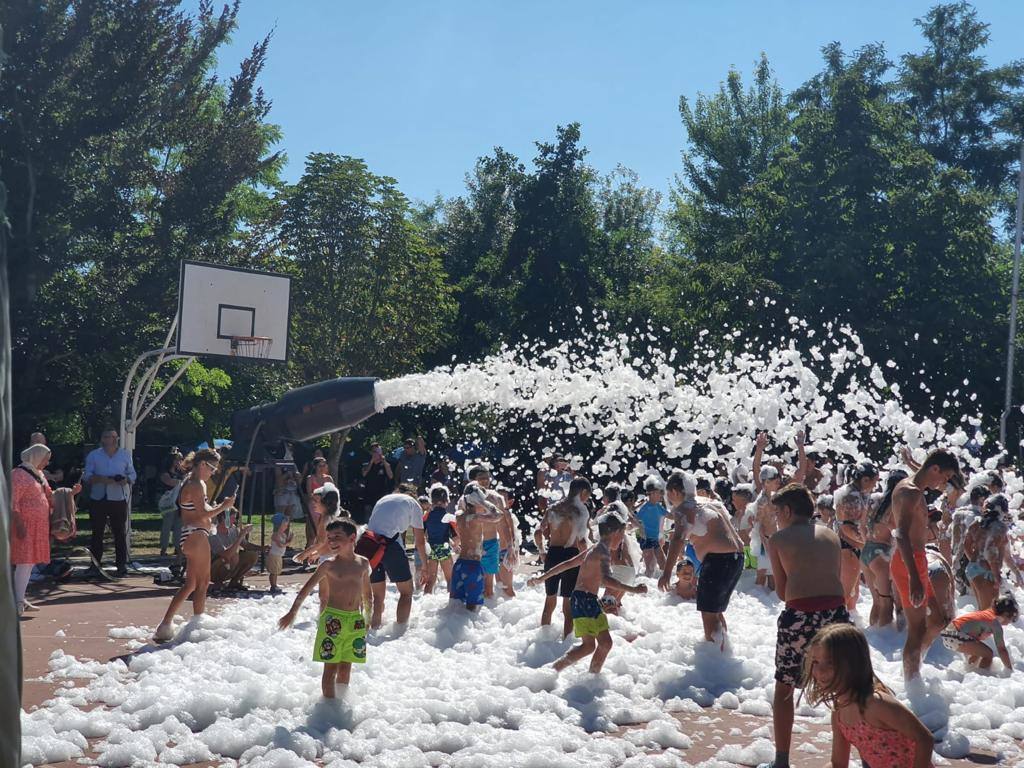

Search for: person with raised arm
xmin=154 ymin=449 xmax=235 ymax=642
xmin=450 ymin=483 xmax=505 ymax=611
xmin=528 ymin=512 xmax=647 ymax=673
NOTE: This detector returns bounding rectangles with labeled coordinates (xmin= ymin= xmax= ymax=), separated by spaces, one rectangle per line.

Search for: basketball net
xmin=229 ymin=335 xmax=273 ymax=359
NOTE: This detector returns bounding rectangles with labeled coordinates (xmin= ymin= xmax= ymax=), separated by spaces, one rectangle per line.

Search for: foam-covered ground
xmin=20 ymin=572 xmax=1024 ymax=767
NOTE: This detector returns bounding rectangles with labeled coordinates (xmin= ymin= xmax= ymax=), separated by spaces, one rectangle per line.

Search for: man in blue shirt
xmin=82 ymin=429 xmax=136 ymax=576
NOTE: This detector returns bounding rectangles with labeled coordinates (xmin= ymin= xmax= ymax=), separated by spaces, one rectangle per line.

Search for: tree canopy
xmin=4 ymin=0 xmax=1024 ymax=456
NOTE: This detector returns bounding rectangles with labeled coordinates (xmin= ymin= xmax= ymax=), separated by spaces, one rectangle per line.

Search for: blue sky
xmin=196 ymin=1 xmax=1024 ymax=203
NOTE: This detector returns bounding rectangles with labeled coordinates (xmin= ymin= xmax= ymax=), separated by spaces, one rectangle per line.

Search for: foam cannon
xmin=232 ymin=376 xmax=380 ymax=446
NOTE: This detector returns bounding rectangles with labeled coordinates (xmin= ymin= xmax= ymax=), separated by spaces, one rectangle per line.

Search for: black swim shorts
xmin=370 ymin=537 xmax=412 ymax=584
xmin=695 ymin=552 xmax=744 ymax=614
xmin=543 ymin=545 xmax=580 ymax=598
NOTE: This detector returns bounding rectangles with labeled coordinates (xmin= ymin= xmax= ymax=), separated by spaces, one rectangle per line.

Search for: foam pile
xmin=20 ymin=577 xmax=1024 ymax=766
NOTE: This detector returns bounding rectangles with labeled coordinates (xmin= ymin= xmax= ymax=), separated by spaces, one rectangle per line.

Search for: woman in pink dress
xmin=11 ymin=444 xmax=54 ymax=615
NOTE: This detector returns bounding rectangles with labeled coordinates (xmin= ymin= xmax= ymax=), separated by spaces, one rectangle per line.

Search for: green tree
xmin=2 ymin=0 xmax=283 ymax=440
xmin=430 ymin=148 xmax=524 ymax=360
xmin=281 ymin=153 xmax=456 ymax=475
xmin=504 ymin=123 xmax=607 ymax=340
xmin=899 ymin=2 xmax=1024 ymax=198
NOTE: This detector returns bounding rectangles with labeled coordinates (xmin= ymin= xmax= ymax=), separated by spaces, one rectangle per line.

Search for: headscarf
xmin=20 ymin=443 xmax=51 ymax=475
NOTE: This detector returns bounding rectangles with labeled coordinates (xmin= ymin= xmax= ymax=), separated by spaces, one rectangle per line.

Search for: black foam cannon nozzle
xmin=232 ymin=377 xmax=380 ymax=445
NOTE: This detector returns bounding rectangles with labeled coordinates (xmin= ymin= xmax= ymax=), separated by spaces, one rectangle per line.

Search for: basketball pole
xmin=1000 ymin=142 xmax=1024 ymax=451
xmin=119 ymin=314 xmax=195 ymax=569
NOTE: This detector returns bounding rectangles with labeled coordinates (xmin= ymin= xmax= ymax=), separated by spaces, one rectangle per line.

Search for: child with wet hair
xmin=528 ymin=512 xmax=647 ymax=673
xmin=801 ymin=623 xmax=934 ymax=768
xmin=674 ymin=560 xmax=697 ymax=600
xmin=814 ymin=494 xmax=835 ymax=526
xmin=941 ymin=593 xmax=1018 ymax=671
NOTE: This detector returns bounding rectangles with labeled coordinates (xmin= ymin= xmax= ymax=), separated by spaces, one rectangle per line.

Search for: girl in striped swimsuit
xmin=154 ymin=449 xmax=236 ymax=643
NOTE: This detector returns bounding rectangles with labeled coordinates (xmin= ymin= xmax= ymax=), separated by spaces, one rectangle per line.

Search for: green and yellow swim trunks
xmin=743 ymin=546 xmax=758 ymax=570
xmin=570 ymin=590 xmax=609 ymax=638
xmin=313 ymin=607 xmax=367 ymax=664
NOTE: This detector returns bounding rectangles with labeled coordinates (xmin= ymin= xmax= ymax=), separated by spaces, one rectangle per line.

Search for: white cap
xmin=462 ymin=482 xmax=498 ymax=514
xmin=313 ymin=482 xmax=339 ymax=497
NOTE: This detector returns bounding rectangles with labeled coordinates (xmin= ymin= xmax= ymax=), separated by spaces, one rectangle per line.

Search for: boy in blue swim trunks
xmin=636 ymin=475 xmax=667 ymax=577
xmin=460 ymin=466 xmax=513 ymax=598
xmin=529 ymin=513 xmax=647 ymax=673
xmin=279 ymin=519 xmax=371 ymax=699
xmin=451 ymin=483 xmax=506 ymax=611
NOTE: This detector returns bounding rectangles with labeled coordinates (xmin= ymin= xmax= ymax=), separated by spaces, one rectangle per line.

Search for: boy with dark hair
xmin=891 ymin=447 xmax=962 ymax=680
xmin=528 ymin=513 xmax=647 ymax=673
xmin=758 ymin=483 xmax=848 ymax=768
xmin=537 ymin=476 xmax=593 ymax=636
xmin=279 ymin=519 xmax=371 ymax=699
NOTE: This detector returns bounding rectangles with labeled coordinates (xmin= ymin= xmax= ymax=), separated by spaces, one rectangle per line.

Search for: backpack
xmin=354 ymin=530 xmax=398 ymax=570
xmin=50 ymin=487 xmax=78 ymax=542
xmin=159 ymin=476 xmax=186 ymax=514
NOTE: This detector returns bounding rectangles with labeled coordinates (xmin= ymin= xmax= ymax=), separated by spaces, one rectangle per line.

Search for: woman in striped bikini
xmin=154 ymin=449 xmax=236 ymax=643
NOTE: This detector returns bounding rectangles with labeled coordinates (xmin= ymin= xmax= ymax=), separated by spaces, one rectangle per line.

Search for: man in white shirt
xmin=366 ymin=490 xmax=428 ymax=628
xmin=82 ymin=429 xmax=136 ymax=576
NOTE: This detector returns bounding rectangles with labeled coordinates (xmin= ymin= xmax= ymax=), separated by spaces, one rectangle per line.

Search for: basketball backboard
xmin=177 ymin=260 xmax=291 ymax=362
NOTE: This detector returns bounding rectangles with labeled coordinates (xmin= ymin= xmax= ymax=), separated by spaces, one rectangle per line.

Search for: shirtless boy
xmin=659 ymin=471 xmax=745 ymax=644
xmin=752 ymin=433 xmax=784 ymax=590
xmin=528 ymin=513 xmax=647 ymax=673
xmin=451 ymin=482 xmax=506 ymax=611
xmin=759 ymin=484 xmax=848 ymax=768
xmin=279 ymin=519 xmax=371 ymax=699
xmin=890 ymin=448 xmax=962 ymax=680
xmin=538 ymin=477 xmax=593 ymax=636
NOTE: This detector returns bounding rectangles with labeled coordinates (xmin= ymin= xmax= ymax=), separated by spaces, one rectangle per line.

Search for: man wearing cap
xmin=395 ymin=436 xmax=427 ymax=492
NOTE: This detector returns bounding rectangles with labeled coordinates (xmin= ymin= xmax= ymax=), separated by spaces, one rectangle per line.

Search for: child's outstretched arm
xmin=828 ymin=710 xmax=851 ymax=767
xmin=873 ymin=696 xmax=934 ymax=768
xmin=527 ymin=550 xmax=587 ymax=587
xmin=601 ymin=571 xmax=648 ymax=594
xmin=278 ymin=565 xmax=327 ymax=630
xmin=361 ymin=560 xmax=373 ymax=624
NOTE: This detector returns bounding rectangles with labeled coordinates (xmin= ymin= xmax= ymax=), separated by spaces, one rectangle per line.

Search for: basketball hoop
xmin=229 ymin=336 xmax=273 ymax=359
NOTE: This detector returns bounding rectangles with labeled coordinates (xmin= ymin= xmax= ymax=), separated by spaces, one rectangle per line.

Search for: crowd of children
xmin=171 ymin=435 xmax=1023 ymax=768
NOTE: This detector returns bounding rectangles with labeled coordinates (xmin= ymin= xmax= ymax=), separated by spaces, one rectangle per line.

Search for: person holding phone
xmin=360 ymin=443 xmax=393 ymax=524
xmin=82 ymin=428 xmax=137 ymax=577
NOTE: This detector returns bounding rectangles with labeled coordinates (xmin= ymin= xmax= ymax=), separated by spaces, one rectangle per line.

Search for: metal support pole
xmin=1000 ymin=142 xmax=1024 ymax=449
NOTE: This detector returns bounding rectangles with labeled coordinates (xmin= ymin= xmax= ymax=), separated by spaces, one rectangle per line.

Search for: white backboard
xmin=177 ymin=261 xmax=291 ymax=362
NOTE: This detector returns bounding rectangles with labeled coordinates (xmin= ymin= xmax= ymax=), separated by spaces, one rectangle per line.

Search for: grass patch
xmin=57 ymin=506 xmax=311 ymax=559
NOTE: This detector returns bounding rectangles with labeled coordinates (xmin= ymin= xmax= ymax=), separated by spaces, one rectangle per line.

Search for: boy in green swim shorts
xmin=279 ymin=518 xmax=371 ymax=698
xmin=528 ymin=513 xmax=647 ymax=673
